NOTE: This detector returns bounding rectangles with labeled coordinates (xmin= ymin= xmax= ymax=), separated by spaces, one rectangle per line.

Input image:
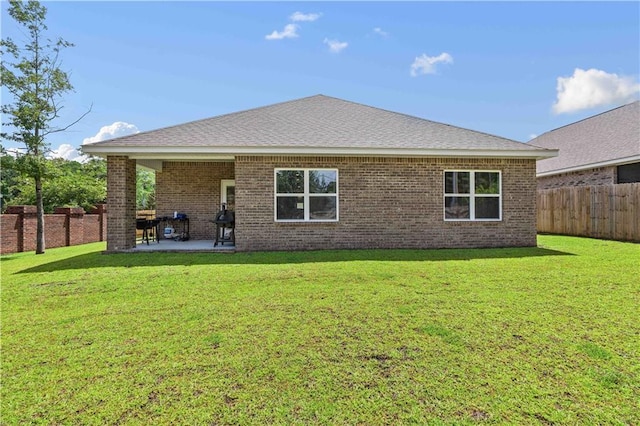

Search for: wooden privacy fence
xmin=537 ymin=183 xmax=640 ymax=242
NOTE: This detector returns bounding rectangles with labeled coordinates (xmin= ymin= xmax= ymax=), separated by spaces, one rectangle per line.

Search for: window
xmin=617 ymin=162 xmax=640 ymax=184
xmin=275 ymin=169 xmax=338 ymax=222
xmin=444 ymin=171 xmax=501 ymax=220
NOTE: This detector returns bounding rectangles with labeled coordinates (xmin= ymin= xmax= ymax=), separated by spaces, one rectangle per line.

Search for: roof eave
xmin=537 ymin=154 xmax=640 ymax=177
xmin=81 ymin=145 xmax=558 ymax=160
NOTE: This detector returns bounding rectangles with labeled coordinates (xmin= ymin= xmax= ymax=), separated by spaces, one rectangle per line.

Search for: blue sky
xmin=2 ymin=1 xmax=639 ymax=160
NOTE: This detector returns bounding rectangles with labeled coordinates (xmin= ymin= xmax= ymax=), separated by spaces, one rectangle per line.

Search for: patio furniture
xmin=158 ymin=215 xmax=190 ymax=241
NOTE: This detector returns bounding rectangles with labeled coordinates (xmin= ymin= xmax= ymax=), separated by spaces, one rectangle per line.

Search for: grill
xmin=213 ymin=204 xmax=235 ymax=247
xmin=136 ymin=218 xmax=160 ymax=244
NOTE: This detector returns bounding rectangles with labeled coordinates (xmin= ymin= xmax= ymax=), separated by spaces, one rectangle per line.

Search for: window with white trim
xmin=444 ymin=171 xmax=501 ymax=220
xmin=275 ymin=169 xmax=338 ymax=222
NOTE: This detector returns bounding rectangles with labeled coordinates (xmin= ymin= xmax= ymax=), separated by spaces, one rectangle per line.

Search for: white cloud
xmin=82 ymin=122 xmax=140 ymax=145
xmin=290 ymin=11 xmax=322 ymax=22
xmin=324 ymin=38 xmax=348 ymax=53
xmin=265 ymin=24 xmax=299 ymax=40
xmin=8 ymin=122 xmax=139 ymax=163
xmin=265 ymin=12 xmax=320 ymax=42
xmin=49 ymin=143 xmax=88 ymax=163
xmin=552 ymin=68 xmax=640 ymax=114
xmin=373 ymin=27 xmax=389 ymax=37
xmin=529 ymin=134 xmax=538 ymax=140
xmin=410 ymin=52 xmax=453 ymax=77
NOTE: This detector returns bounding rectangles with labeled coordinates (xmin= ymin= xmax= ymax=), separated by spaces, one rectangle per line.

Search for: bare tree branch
xmin=43 ymin=103 xmax=93 ymax=136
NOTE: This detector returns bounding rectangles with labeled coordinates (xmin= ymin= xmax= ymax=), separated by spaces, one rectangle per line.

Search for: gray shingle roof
xmin=83 ymin=95 xmax=554 ymax=158
xmin=531 ymin=101 xmax=640 ymax=175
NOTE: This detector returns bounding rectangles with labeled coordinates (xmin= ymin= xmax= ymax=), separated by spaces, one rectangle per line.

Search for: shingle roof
xmin=82 ymin=95 xmax=555 ymax=159
xmin=531 ymin=101 xmax=640 ymax=175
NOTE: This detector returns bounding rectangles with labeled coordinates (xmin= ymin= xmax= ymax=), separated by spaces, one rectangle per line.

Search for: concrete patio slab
xmin=130 ymin=240 xmax=235 ymax=252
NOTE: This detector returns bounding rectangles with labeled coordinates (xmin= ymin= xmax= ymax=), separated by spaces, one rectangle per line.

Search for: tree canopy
xmin=1 ymin=155 xmax=107 ymax=213
xmin=1 ymin=155 xmax=157 ymax=213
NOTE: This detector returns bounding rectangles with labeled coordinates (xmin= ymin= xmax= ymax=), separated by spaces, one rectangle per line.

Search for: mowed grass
xmin=1 ymin=236 xmax=638 ymax=424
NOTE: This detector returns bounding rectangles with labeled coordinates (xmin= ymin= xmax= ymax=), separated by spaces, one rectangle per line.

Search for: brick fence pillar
xmin=54 ymin=207 xmax=85 ymax=246
xmin=90 ymin=204 xmax=107 ymax=241
xmin=107 ymin=156 xmax=137 ymax=251
xmin=5 ymin=205 xmax=38 ymax=252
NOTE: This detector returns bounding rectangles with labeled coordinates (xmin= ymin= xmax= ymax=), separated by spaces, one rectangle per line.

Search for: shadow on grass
xmin=17 ymin=246 xmax=573 ymax=274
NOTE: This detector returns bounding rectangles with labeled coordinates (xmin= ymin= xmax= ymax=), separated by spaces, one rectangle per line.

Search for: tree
xmin=0 ymin=152 xmax=22 ymax=212
xmin=6 ymin=157 xmax=107 ymax=213
xmin=2 ymin=153 xmax=155 ymax=214
xmin=136 ymin=169 xmax=156 ymax=210
xmin=1 ymin=0 xmax=88 ymax=253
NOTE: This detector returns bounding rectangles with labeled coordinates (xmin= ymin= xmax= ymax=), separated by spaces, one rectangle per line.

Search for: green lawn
xmin=2 ymin=236 xmax=638 ymax=424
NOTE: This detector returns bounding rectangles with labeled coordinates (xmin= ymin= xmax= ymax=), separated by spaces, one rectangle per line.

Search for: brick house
xmin=532 ymin=101 xmax=640 ymax=190
xmin=82 ymin=95 xmax=556 ymax=252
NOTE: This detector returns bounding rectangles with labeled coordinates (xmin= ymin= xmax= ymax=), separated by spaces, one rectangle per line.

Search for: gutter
xmin=82 ymin=145 xmax=559 ymax=160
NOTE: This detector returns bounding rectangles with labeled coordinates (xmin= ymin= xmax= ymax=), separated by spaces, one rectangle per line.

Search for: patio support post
xmin=106 ymin=156 xmax=137 ymax=251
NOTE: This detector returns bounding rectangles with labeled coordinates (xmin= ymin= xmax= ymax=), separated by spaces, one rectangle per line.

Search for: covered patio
xmin=95 ymin=157 xmax=236 ymax=252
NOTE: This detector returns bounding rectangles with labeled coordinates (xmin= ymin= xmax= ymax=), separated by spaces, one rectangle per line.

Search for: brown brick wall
xmin=84 ymin=204 xmax=106 ymax=244
xmin=83 ymin=216 xmax=101 ymax=244
xmin=3 ymin=205 xmax=39 ymax=252
xmin=53 ymin=207 xmax=86 ymax=247
xmin=0 ymin=205 xmax=107 ymax=254
xmin=156 ymin=161 xmax=234 ymax=239
xmin=107 ymin=156 xmax=137 ymax=251
xmin=1 ymin=214 xmax=21 ymax=253
xmin=44 ymin=215 xmax=68 ymax=249
xmin=18 ymin=206 xmax=38 ymax=252
xmin=537 ymin=166 xmax=616 ymax=190
xmin=234 ymin=156 xmax=537 ymax=251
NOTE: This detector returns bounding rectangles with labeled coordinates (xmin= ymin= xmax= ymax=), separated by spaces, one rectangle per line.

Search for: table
xmin=159 ymin=216 xmax=190 ymax=241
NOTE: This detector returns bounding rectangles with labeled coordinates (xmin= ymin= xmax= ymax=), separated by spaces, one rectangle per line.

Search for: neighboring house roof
xmin=82 ymin=95 xmax=556 ymax=161
xmin=531 ymin=101 xmax=640 ymax=177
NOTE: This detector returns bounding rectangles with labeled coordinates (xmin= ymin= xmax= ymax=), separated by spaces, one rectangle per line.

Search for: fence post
xmin=90 ymin=204 xmax=107 ymax=242
xmin=54 ymin=207 xmax=85 ymax=246
xmin=5 ymin=206 xmax=37 ymax=252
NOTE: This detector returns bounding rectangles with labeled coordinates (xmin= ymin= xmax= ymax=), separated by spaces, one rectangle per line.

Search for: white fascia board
xmin=537 ymin=154 xmax=640 ymax=177
xmin=81 ymin=145 xmax=559 ymax=160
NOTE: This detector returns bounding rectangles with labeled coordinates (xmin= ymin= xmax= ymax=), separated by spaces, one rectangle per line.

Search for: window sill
xmin=275 ymin=220 xmax=339 ymax=225
xmin=443 ymin=219 xmax=502 ymax=222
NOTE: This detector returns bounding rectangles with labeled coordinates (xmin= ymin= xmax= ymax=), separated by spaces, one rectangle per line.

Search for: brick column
xmin=6 ymin=205 xmax=38 ymax=252
xmin=4 ymin=206 xmax=37 ymax=253
xmin=90 ymin=204 xmax=107 ymax=241
xmin=54 ymin=207 xmax=85 ymax=246
xmin=107 ymin=156 xmax=137 ymax=251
